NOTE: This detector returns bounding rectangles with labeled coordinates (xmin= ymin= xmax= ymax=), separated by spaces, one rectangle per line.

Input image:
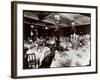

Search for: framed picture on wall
xmin=11 ymin=1 xmax=98 ymax=78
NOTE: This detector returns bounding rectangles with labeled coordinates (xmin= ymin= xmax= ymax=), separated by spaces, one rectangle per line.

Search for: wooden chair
xmin=26 ymin=53 xmax=36 ymax=69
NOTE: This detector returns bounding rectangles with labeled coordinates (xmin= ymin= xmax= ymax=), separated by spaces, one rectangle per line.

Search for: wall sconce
xmin=30 ymin=24 xmax=34 ymax=29
xmin=71 ymin=21 xmax=75 ymax=26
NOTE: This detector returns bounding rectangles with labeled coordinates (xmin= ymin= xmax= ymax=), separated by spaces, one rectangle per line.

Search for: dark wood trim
xmin=11 ymin=1 xmax=17 ymax=78
xmin=96 ymin=6 xmax=98 ymax=73
xmin=11 ymin=1 xmax=97 ymax=9
xmin=13 ymin=71 xmax=97 ymax=79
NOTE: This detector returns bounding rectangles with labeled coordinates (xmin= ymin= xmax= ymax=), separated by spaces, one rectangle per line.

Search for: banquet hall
xmin=23 ymin=11 xmax=91 ymax=69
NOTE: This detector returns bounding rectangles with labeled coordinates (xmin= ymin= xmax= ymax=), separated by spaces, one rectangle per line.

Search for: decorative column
xmin=54 ymin=14 xmax=60 ymax=50
xmin=71 ymin=21 xmax=77 ymax=49
xmin=30 ymin=24 xmax=34 ymax=43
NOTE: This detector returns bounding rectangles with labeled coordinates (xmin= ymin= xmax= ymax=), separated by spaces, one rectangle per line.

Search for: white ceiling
xmin=24 ymin=12 xmax=90 ymax=27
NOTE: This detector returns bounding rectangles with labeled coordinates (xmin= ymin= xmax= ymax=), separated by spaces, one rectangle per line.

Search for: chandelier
xmin=54 ymin=14 xmax=60 ymax=30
